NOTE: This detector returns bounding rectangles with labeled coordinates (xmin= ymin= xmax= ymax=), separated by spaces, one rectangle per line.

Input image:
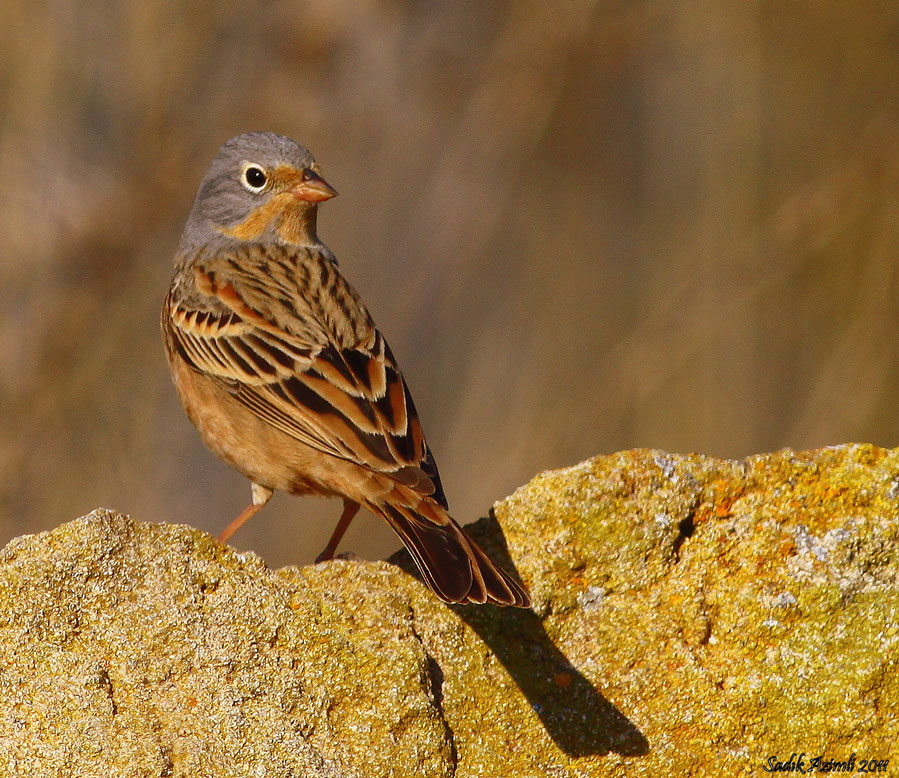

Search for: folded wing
xmin=165 ymin=243 xmax=446 ymax=506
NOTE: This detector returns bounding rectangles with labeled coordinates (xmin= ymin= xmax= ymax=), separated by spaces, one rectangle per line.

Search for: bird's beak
xmin=292 ymin=170 xmax=338 ymax=203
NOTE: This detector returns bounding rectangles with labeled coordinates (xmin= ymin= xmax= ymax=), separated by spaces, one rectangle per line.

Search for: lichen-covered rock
xmin=1 ymin=445 xmax=898 ymax=776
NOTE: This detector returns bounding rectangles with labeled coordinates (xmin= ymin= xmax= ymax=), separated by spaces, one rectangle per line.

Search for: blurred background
xmin=2 ymin=1 xmax=898 ymax=566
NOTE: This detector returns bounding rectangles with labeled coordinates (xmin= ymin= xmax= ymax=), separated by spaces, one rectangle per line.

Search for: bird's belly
xmin=169 ymin=359 xmax=351 ymax=498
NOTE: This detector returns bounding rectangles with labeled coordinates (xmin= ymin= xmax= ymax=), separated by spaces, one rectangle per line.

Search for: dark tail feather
xmin=376 ymin=502 xmax=530 ymax=607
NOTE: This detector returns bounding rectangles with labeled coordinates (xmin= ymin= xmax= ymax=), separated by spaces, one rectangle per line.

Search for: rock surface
xmin=1 ymin=445 xmax=898 ymax=776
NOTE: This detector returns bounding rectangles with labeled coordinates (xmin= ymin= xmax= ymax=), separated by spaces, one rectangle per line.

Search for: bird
xmin=162 ymin=132 xmax=530 ymax=607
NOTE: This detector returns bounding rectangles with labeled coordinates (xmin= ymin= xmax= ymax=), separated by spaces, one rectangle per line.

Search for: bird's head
xmin=180 ymin=132 xmax=337 ymax=252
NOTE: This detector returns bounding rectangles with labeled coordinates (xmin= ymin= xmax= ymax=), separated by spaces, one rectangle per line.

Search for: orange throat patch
xmin=222 ymin=195 xmax=316 ymax=245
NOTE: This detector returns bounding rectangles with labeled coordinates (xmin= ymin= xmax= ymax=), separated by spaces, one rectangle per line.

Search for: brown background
xmin=2 ymin=1 xmax=898 ymax=566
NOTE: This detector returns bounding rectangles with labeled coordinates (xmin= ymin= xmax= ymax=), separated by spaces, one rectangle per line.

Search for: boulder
xmin=1 ymin=445 xmax=896 ymax=776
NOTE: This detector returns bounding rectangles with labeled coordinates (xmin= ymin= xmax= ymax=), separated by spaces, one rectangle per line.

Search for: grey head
xmin=177 ymin=132 xmax=337 ymax=256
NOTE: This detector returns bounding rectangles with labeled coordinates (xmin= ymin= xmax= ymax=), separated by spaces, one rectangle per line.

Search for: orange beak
xmin=292 ymin=170 xmax=338 ymax=202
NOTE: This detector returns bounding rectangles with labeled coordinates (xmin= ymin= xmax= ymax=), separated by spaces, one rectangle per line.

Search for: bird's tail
xmin=372 ymin=498 xmax=530 ymax=607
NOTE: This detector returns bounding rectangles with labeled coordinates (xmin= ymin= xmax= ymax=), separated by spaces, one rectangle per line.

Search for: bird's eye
xmin=302 ymin=168 xmax=319 ymax=182
xmin=241 ymin=164 xmax=268 ymax=191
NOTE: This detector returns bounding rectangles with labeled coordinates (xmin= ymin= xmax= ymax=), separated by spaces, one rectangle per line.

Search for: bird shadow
xmin=389 ymin=510 xmax=649 ymax=759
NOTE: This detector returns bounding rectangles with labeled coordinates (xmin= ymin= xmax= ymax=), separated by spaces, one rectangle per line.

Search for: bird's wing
xmin=165 ymin=243 xmax=446 ymax=507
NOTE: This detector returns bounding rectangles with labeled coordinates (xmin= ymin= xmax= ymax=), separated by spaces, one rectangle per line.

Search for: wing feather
xmin=165 ymin=243 xmax=444 ymax=501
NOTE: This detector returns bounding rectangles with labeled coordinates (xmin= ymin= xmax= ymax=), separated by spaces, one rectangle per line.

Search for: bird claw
xmin=315 ymin=550 xmax=358 ymax=564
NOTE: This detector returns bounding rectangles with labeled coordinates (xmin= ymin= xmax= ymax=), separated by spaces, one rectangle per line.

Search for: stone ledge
xmin=1 ymin=445 xmax=897 ymax=776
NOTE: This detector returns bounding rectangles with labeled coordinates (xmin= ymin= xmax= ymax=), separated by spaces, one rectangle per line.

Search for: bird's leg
xmin=218 ymin=483 xmax=274 ymax=543
xmin=315 ymin=499 xmax=360 ymax=563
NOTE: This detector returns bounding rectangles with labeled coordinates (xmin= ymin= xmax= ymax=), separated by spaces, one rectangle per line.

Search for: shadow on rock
xmin=390 ymin=513 xmax=649 ymax=759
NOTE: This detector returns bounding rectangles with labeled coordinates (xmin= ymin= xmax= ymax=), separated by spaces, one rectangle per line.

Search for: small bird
xmin=162 ymin=132 xmax=529 ymax=607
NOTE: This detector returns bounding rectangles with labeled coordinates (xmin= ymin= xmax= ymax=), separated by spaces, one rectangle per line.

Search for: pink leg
xmin=315 ymin=500 xmax=360 ymax=563
xmin=218 ymin=483 xmax=273 ymax=543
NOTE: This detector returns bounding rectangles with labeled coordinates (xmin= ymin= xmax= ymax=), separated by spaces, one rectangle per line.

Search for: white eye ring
xmin=240 ymin=162 xmax=268 ymax=193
